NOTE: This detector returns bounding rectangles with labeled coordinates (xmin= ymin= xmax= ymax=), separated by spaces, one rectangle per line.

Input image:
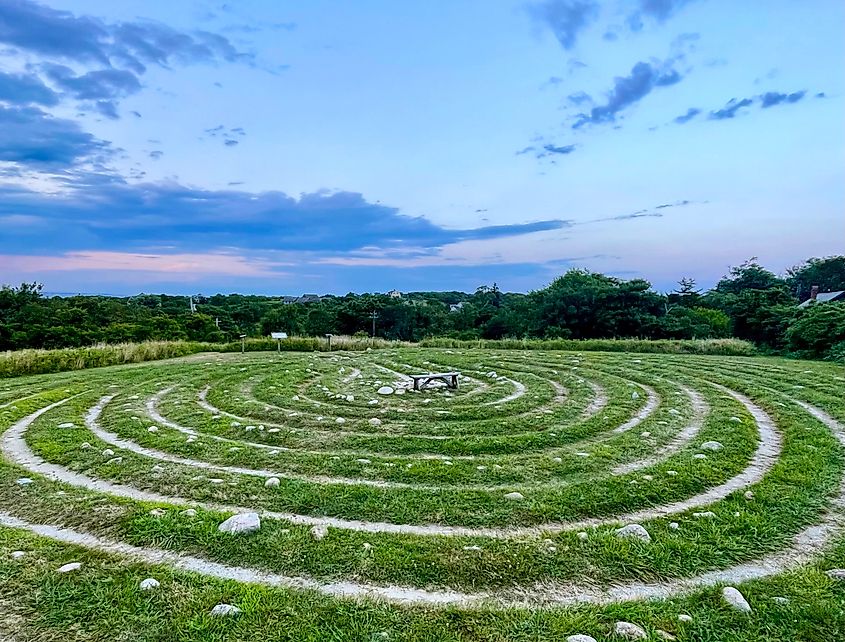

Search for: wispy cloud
xmin=573 ymin=60 xmax=683 ymax=128
xmin=527 ymin=0 xmax=599 ymax=49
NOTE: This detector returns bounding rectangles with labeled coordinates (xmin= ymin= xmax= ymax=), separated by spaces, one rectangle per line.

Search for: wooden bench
xmin=410 ymin=372 xmax=460 ymax=391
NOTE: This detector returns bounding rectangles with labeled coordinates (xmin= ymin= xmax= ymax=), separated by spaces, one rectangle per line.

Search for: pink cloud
xmin=0 ymin=251 xmax=285 ymax=278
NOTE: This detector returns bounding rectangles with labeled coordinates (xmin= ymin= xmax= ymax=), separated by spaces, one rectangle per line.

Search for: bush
xmin=785 ymin=302 xmax=845 ymax=359
xmin=419 ymin=337 xmax=756 ymax=355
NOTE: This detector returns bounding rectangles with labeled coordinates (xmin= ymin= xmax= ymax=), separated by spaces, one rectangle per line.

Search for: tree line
xmin=2 ymin=256 xmax=843 ymax=360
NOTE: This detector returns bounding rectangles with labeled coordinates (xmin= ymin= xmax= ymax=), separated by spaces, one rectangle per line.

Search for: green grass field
xmin=0 ymin=348 xmax=843 ymax=641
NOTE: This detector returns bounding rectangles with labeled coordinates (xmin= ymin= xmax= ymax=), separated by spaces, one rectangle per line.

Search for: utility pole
xmin=370 ymin=309 xmax=379 ymax=338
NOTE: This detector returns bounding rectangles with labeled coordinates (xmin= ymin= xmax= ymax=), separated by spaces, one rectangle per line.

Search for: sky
xmin=0 ymin=0 xmax=842 ymax=296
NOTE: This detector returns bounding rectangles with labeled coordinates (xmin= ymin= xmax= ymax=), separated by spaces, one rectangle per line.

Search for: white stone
xmin=10 ymin=551 xmax=26 ymax=559
xmin=368 ymin=400 xmax=379 ymax=406
xmin=356 ymin=458 xmax=372 ymax=465
xmin=102 ymin=449 xmax=114 ymax=457
xmin=151 ymin=465 xmax=165 ymax=473
xmin=210 ymin=604 xmax=241 ymax=617
xmin=15 ymin=477 xmax=33 ymax=486
xmin=566 ymin=636 xmax=597 ymax=642
xmin=147 ymin=426 xmax=159 ymax=433
xmin=264 ymin=477 xmax=280 ymax=488
xmin=700 ymin=441 xmax=723 ymax=451
xmin=149 ymin=508 xmax=166 ymax=517
xmin=729 ymin=416 xmax=742 ymax=423
xmin=678 ymin=614 xmax=693 ymax=623
xmin=721 ymin=586 xmax=752 ymax=613
xmin=209 ymin=478 xmax=224 ymax=484
xmin=668 ymin=408 xmax=680 ymax=415
xmin=614 ymin=621 xmax=648 ymax=640
xmin=310 ymin=524 xmax=328 ymax=540
xmin=80 ymin=442 xmax=91 ymax=449
xmin=576 ymin=531 xmax=588 ymax=540
xmin=631 ymin=391 xmax=640 ymax=400
xmin=744 ymin=490 xmax=754 ymax=500
xmin=504 ymin=492 xmax=524 ymax=501
xmin=58 ymin=422 xmax=75 ymax=428
xmin=218 ymin=512 xmax=261 ymax=535
xmin=666 ymin=470 xmax=677 ymax=476
xmin=669 ymin=522 xmax=680 ymax=530
xmin=377 ymin=386 xmax=394 ymax=395
xmin=693 ymin=511 xmax=716 ymax=519
xmin=615 ymin=524 xmax=651 ymax=542
xmin=693 ymin=453 xmax=707 ymax=460
xmin=346 ymin=395 xmax=355 ymax=402
xmin=826 ymin=569 xmax=845 ymax=580
xmin=368 ymin=418 xmax=382 ymax=426
xmin=180 ymin=509 xmax=198 ymax=517
xmin=57 ymin=562 xmax=82 ymax=573
xmin=139 ymin=578 xmax=160 ymax=591
xmin=656 ymin=631 xmax=676 ymax=641
xmin=106 ymin=457 xmax=123 ymax=465
xmin=640 ymin=431 xmax=651 ymax=438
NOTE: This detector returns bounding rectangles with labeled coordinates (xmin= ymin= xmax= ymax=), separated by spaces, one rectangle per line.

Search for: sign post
xmin=270 ymin=332 xmax=288 ymax=353
xmin=239 ymin=334 xmax=246 ymax=354
xmin=325 ymin=333 xmax=333 ymax=351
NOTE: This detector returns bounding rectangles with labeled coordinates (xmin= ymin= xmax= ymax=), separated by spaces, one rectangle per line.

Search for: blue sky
xmin=0 ymin=0 xmax=842 ymax=295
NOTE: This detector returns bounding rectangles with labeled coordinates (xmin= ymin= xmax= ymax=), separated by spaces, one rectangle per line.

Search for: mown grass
xmin=1 ymin=349 xmax=844 ymax=641
xmin=2 ymin=524 xmax=844 ymax=641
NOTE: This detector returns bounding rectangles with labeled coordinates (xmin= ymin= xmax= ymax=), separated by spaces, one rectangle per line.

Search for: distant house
xmin=387 ymin=289 xmax=402 ymax=299
xmin=798 ymin=286 xmax=845 ymax=309
xmin=281 ymin=294 xmax=323 ymax=304
xmin=297 ymin=294 xmax=323 ymax=304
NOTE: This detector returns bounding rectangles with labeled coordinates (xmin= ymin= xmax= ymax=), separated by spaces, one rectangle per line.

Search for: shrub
xmin=785 ymin=302 xmax=845 ymax=359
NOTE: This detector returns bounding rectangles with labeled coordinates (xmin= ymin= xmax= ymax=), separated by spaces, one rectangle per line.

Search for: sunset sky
xmin=1 ymin=0 xmax=842 ymax=295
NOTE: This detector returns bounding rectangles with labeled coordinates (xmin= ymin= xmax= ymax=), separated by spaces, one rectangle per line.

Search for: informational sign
xmin=270 ymin=332 xmax=288 ymax=339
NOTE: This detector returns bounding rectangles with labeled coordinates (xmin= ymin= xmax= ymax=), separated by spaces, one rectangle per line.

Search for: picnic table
xmin=410 ymin=372 xmax=460 ymax=391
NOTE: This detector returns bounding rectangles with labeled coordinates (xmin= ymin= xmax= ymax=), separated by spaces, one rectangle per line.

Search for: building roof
xmin=798 ymin=290 xmax=845 ymax=308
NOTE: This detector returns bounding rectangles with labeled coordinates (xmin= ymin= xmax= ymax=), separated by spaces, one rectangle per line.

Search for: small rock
xmin=218 ymin=512 xmax=261 ymax=535
xmin=58 ymin=422 xmax=75 ymax=428
xmin=631 ymin=391 xmax=639 ymax=400
xmin=180 ymin=509 xmax=198 ymax=517
xmin=151 ymin=465 xmax=165 ymax=473
xmin=335 ymin=417 xmax=346 ymax=424
xmin=149 ymin=508 xmax=166 ymax=517
xmin=106 ymin=457 xmax=123 ymax=465
xmin=504 ymin=492 xmax=525 ymax=501
xmin=147 ymin=426 xmax=159 ymax=433
xmin=640 ymin=431 xmax=651 ymax=438
xmin=744 ymin=490 xmax=754 ymax=500
xmin=825 ymin=569 xmax=845 ymax=580
xmin=666 ymin=470 xmax=677 ymax=476
xmin=566 ymin=636 xmax=597 ymax=642
xmin=693 ymin=453 xmax=707 ymax=460
xmin=102 ymin=449 xmax=114 ymax=457
xmin=462 ymin=545 xmax=481 ymax=551
xmin=264 ymin=477 xmax=280 ymax=488
xmin=552 ymin=457 xmax=563 ymax=463
xmin=771 ymin=596 xmax=789 ymax=604
xmin=729 ymin=416 xmax=742 ymax=423
xmin=356 ymin=458 xmax=372 ymax=464
xmin=614 ymin=621 xmax=647 ymax=640
xmin=721 ymin=586 xmax=752 ymax=613
xmin=615 ymin=524 xmax=651 ymax=542
xmin=377 ymin=386 xmax=394 ymax=395
xmin=311 ymin=524 xmax=329 ymax=540
xmin=693 ymin=511 xmax=716 ymax=519
xmin=677 ymin=614 xmax=693 ymax=623
xmin=139 ymin=578 xmax=160 ymax=591
xmin=669 ymin=522 xmax=680 ymax=530
xmin=210 ymin=603 xmax=241 ymax=617
xmin=57 ymin=562 xmax=82 ymax=573
xmin=80 ymin=442 xmax=91 ymax=449
xmin=576 ymin=531 xmax=588 ymax=540
xmin=15 ymin=477 xmax=33 ymax=486
xmin=700 ymin=441 xmax=723 ymax=451
xmin=10 ymin=551 xmax=26 ymax=559
xmin=369 ymin=418 xmax=382 ymax=426
xmin=656 ymin=631 xmax=676 ymax=641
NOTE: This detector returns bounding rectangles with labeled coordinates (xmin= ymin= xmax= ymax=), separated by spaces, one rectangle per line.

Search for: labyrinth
xmin=1 ymin=348 xmax=844 ymax=640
